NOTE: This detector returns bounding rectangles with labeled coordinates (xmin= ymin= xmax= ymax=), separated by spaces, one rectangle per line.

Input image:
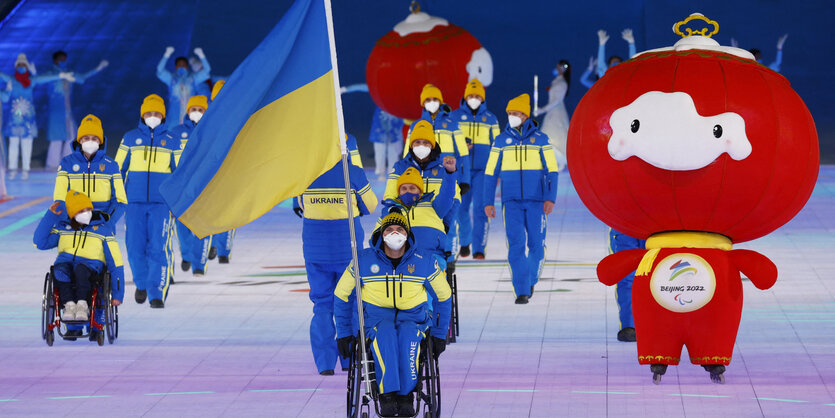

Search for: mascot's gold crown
xmin=673 ymin=13 xmax=719 ymax=38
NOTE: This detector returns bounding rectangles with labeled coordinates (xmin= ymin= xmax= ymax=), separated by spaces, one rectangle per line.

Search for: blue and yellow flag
xmin=160 ymin=0 xmax=342 ymax=238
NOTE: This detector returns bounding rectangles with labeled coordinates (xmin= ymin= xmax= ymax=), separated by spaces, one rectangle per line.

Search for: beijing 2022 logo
xmin=650 ymin=254 xmax=716 ymax=313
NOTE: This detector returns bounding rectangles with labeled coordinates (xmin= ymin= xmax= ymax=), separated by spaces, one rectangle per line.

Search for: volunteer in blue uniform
xmin=404 ymin=84 xmax=470 ymax=272
xmin=484 ymin=94 xmax=559 ymax=304
xmin=44 ymin=50 xmax=108 ymax=169
xmin=335 ymin=212 xmax=451 ymax=417
xmin=115 ymin=94 xmax=179 ymax=308
xmin=292 ymin=134 xmax=378 ymax=375
xmin=385 ymin=120 xmax=458 ymax=262
xmin=156 ymin=46 xmax=211 ymax=129
xmin=449 ymin=79 xmax=500 ymax=260
xmin=608 ymin=228 xmax=646 ymax=342
xmin=170 ymin=95 xmax=212 ymax=276
xmin=33 ymin=191 xmax=125 ymax=341
xmin=206 ymin=81 xmax=236 ymax=264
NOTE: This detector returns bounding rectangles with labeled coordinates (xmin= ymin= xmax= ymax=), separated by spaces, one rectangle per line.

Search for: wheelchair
xmin=347 ymin=335 xmax=441 ymax=418
xmin=41 ymin=265 xmax=118 ymax=346
xmin=446 ymin=271 xmax=459 ymax=344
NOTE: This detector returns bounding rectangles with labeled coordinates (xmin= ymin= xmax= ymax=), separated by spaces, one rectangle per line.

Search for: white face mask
xmin=383 ymin=232 xmax=407 ymax=250
xmin=81 ymin=141 xmax=99 ymax=155
xmin=508 ymin=115 xmax=523 ymax=128
xmin=74 ymin=211 xmax=92 ymax=225
xmin=144 ymin=116 xmax=162 ymax=129
xmin=467 ymin=98 xmax=482 ymax=110
xmin=188 ymin=111 xmax=204 ymax=123
xmin=424 ymin=101 xmax=440 ymax=114
xmin=412 ymin=145 xmax=432 ymax=159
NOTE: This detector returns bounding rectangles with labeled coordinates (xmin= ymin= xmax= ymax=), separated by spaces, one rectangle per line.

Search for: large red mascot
xmin=567 ymin=14 xmax=819 ymax=384
xmin=366 ymin=2 xmax=493 ymax=121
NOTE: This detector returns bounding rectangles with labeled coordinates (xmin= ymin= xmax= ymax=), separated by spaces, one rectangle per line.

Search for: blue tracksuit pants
xmin=126 ymin=203 xmax=174 ymax=302
xmin=444 ymin=201 xmax=460 ymax=263
xmin=176 ymin=220 xmax=211 ymax=272
xmin=367 ymin=311 xmax=427 ymax=395
xmin=609 ymin=230 xmax=645 ymax=330
xmin=212 ymin=229 xmax=235 ymax=258
xmin=458 ymin=170 xmax=489 ymax=253
xmin=306 ymin=261 xmax=352 ymax=373
xmin=502 ymin=200 xmax=546 ymax=297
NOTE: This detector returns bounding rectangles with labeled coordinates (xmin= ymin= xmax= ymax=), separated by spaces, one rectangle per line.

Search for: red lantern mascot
xmin=567 ymin=14 xmax=819 ymax=384
xmin=366 ymin=2 xmax=493 ymax=121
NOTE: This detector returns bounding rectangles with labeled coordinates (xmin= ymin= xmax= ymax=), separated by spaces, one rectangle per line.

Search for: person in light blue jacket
xmin=0 ymin=53 xmax=72 ymax=179
xmin=156 ymin=46 xmax=211 ymax=129
xmin=596 ymin=29 xmax=637 ymax=78
xmin=44 ymin=50 xmax=109 ymax=169
xmin=732 ymin=34 xmax=788 ymax=72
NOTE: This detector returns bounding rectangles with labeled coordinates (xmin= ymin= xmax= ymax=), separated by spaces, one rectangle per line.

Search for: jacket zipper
xmin=146 ymin=129 xmax=154 ymax=201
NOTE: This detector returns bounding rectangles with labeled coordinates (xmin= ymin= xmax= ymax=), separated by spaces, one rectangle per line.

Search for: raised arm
xmin=156 ymin=47 xmax=175 ymax=85
xmin=33 ymin=203 xmax=64 ymax=250
xmin=596 ymin=30 xmax=609 ymax=78
xmin=192 ymin=48 xmax=211 ymax=83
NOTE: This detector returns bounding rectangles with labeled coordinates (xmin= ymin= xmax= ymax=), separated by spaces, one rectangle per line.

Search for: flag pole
xmin=323 ymin=0 xmax=372 ymax=394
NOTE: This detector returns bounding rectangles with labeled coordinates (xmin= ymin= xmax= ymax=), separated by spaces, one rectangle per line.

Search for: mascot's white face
xmin=466 ymin=48 xmax=493 ymax=87
xmin=608 ymin=91 xmax=751 ymax=171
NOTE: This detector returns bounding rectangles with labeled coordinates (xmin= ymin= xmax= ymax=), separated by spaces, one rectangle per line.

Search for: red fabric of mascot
xmin=567 ymin=14 xmax=819 ymax=384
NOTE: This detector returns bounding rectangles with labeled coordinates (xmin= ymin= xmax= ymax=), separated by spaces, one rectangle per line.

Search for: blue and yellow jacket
xmin=449 ymin=99 xmax=500 ymax=171
xmin=295 ymin=159 xmax=378 ymax=263
xmin=169 ymin=119 xmax=197 ymax=165
xmin=33 ymin=205 xmax=126 ymax=302
xmin=404 ymin=106 xmax=471 ymax=186
xmin=53 ymin=141 xmax=127 ymax=226
xmin=115 ymin=122 xmax=180 ymax=203
xmin=334 ymin=230 xmax=452 ymax=339
xmin=383 ymin=154 xmax=457 ymax=252
xmin=485 ymin=119 xmax=559 ymax=204
xmin=346 ymin=133 xmax=363 ymax=168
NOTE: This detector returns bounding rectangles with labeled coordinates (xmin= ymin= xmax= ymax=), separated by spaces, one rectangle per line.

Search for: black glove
xmin=459 ymin=183 xmax=470 ymax=195
xmin=430 ymin=336 xmax=446 ymax=359
xmin=293 ymin=207 xmax=304 ymax=218
xmin=337 ymin=336 xmax=355 ymax=359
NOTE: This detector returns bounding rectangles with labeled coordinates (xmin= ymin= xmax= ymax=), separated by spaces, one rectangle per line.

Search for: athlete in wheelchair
xmin=335 ymin=212 xmax=451 ymax=417
xmin=34 ymin=190 xmax=124 ymax=345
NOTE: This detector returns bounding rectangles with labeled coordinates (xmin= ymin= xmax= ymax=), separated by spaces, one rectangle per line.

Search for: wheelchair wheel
xmin=42 ymin=271 xmax=55 ymax=346
xmin=447 ymin=273 xmax=459 ymax=343
xmin=103 ymin=273 xmax=117 ymax=344
xmin=420 ymin=341 xmax=441 ymax=418
xmin=346 ymin=340 xmax=360 ymax=418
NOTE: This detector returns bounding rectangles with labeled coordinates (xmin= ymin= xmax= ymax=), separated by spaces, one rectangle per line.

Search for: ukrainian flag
xmin=160 ymin=0 xmax=342 ymax=238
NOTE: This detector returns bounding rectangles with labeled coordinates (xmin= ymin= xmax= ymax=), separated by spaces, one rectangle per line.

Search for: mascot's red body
xmin=567 ymin=14 xmax=819 ymax=383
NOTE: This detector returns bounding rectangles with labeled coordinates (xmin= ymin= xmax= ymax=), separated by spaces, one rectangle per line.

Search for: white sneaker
xmin=20 ymin=170 xmax=29 ymax=180
xmin=8 ymin=171 xmax=17 ymax=180
xmin=62 ymin=301 xmax=77 ymax=321
xmin=75 ymin=300 xmax=89 ymax=321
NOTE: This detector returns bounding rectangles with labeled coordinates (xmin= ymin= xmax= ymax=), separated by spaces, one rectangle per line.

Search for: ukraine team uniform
xmin=170 ymin=119 xmax=212 ymax=273
xmin=53 ymin=142 xmax=127 ymax=226
xmin=116 ymin=122 xmax=180 ymax=302
xmin=484 ymin=119 xmax=559 ymax=297
xmin=450 ymin=99 xmax=500 ymax=255
xmin=296 ymin=144 xmax=377 ymax=373
xmin=334 ymin=231 xmax=451 ymax=395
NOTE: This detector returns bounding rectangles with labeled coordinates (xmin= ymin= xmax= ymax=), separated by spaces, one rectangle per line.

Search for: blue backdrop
xmin=0 ymin=0 xmax=832 ymax=165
